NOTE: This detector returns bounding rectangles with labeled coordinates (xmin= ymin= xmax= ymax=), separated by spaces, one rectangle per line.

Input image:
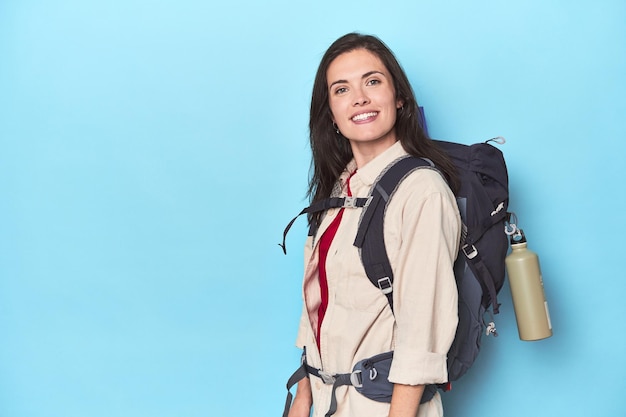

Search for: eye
xmin=366 ymin=78 xmax=381 ymax=86
xmin=334 ymin=86 xmax=348 ymax=95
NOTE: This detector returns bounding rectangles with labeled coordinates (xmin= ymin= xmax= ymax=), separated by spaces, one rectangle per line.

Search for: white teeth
xmin=352 ymin=112 xmax=377 ymax=121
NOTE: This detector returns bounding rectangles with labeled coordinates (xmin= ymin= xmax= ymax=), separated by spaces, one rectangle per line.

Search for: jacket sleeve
xmin=387 ymin=172 xmax=461 ymax=385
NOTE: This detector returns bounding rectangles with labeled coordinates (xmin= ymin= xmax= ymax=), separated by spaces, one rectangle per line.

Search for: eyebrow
xmin=328 ymin=70 xmax=386 ymax=89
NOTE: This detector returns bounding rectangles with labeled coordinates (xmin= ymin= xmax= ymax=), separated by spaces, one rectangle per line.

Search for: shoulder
xmin=383 ymin=166 xmax=460 ymax=227
xmin=392 ymin=166 xmax=455 ymax=202
xmin=382 ymin=167 xmax=461 ymax=244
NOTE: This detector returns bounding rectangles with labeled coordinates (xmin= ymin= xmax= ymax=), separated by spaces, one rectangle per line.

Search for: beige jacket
xmin=295 ymin=141 xmax=461 ymax=417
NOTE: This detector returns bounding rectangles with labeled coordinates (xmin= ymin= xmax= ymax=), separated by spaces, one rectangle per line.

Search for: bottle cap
xmin=510 ymin=229 xmax=527 ymax=245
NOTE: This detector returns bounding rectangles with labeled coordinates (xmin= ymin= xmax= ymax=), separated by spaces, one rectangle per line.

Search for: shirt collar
xmin=352 ymin=140 xmax=409 ymax=187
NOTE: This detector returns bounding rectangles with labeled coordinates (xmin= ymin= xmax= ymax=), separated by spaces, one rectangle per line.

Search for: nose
xmin=353 ymin=87 xmax=370 ymax=106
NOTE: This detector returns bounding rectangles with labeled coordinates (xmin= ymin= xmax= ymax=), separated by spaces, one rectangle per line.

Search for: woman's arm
xmin=387 ymin=173 xmax=460 ymax=386
xmin=385 ymin=172 xmax=460 ymax=416
xmin=388 ymin=383 xmax=425 ymax=417
xmin=287 ymin=376 xmax=313 ymax=417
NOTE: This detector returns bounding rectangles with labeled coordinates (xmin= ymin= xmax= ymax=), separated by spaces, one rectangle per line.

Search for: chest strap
xmin=279 ymin=196 xmax=372 ymax=254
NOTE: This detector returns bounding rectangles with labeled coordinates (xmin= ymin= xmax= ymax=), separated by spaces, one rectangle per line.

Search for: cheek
xmin=328 ymin=99 xmax=344 ymax=123
xmin=328 ymin=96 xmax=338 ymax=109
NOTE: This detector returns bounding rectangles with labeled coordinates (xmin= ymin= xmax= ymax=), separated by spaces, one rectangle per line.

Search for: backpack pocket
xmin=352 ymin=351 xmax=394 ymax=402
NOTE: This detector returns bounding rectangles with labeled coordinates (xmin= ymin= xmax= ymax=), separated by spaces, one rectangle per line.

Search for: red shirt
xmin=316 ymin=173 xmax=355 ymax=349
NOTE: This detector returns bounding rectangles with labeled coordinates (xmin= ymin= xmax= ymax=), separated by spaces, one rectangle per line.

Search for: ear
xmin=396 ymin=99 xmax=404 ymax=109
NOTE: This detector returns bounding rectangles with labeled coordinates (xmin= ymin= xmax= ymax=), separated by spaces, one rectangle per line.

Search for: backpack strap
xmin=353 ymin=156 xmax=436 ymax=313
xmin=283 ymin=350 xmax=360 ymax=417
xmin=462 ymin=245 xmax=502 ymax=314
xmin=279 ymin=196 xmax=372 ymax=254
xmin=283 ymin=361 xmax=308 ymax=417
xmin=351 ymin=156 xmax=441 ymax=404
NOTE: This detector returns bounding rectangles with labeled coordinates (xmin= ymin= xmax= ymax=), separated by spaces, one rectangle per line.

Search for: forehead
xmin=326 ymin=49 xmax=388 ymax=83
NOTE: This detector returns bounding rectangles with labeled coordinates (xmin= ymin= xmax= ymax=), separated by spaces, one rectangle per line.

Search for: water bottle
xmin=505 ymin=230 xmax=553 ymax=341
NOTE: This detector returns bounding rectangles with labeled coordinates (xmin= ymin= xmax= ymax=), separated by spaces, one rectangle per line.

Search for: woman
xmin=288 ymin=33 xmax=461 ymax=417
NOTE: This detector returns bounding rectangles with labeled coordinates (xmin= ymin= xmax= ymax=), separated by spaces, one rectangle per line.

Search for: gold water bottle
xmin=505 ymin=230 xmax=553 ymax=341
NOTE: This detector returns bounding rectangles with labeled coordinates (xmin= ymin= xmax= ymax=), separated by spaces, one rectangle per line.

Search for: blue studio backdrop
xmin=1 ymin=1 xmax=625 ymax=416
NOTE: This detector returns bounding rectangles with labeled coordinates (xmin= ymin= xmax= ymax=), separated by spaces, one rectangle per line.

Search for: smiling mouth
xmin=352 ymin=112 xmax=378 ymax=122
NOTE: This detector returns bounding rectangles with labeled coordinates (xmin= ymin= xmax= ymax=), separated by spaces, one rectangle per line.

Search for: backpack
xmin=355 ymin=139 xmax=510 ymax=402
xmin=280 ymin=138 xmax=512 ymax=412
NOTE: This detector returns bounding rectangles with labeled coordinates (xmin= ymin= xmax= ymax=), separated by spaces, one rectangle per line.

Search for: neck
xmin=349 ymin=137 xmax=398 ymax=168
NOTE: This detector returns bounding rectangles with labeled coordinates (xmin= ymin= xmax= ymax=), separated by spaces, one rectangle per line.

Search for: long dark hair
xmin=308 ymin=33 xmax=459 ymax=225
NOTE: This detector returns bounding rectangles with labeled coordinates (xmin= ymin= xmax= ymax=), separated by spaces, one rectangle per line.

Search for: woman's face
xmin=326 ymin=48 xmax=403 ymax=153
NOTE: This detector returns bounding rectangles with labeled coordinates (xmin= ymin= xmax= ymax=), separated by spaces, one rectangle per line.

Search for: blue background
xmin=1 ymin=1 xmax=624 ymax=416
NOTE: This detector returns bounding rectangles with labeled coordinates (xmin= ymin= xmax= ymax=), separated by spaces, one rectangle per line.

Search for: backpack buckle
xmin=343 ymin=197 xmax=358 ymax=208
xmin=318 ymin=370 xmax=336 ymax=385
xmin=377 ymin=277 xmax=393 ymax=295
xmin=343 ymin=196 xmax=372 ymax=209
xmin=462 ymin=244 xmax=478 ymax=259
xmin=350 ymin=370 xmax=363 ymax=388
